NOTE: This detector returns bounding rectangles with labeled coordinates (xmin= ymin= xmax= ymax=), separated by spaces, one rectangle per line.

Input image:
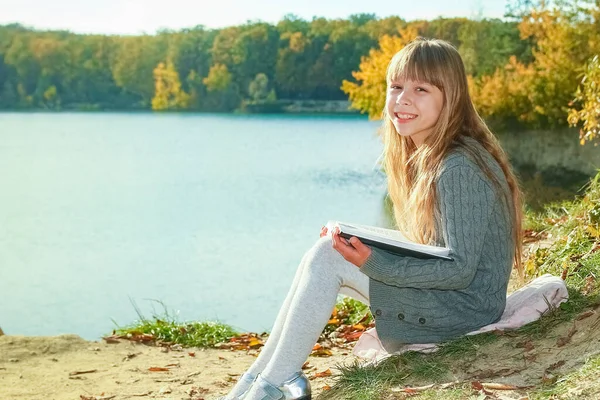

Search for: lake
xmin=0 ymin=112 xmax=386 ymax=339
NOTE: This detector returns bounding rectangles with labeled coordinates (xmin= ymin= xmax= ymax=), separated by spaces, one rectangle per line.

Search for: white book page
xmin=327 ymin=221 xmax=450 ymax=257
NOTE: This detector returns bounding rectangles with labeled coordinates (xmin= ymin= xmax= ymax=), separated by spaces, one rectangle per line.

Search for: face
xmin=386 ymin=78 xmax=444 ymax=146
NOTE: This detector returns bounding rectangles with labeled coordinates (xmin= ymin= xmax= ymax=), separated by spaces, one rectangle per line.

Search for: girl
xmin=221 ymin=37 xmax=522 ymax=400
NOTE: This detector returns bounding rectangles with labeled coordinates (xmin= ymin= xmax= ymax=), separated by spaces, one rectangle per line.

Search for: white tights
xmin=228 ymin=236 xmax=370 ymax=398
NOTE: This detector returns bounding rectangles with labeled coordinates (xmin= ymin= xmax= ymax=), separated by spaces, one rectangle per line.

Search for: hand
xmin=331 ymin=227 xmax=372 ymax=267
xmin=320 ymin=226 xmax=328 ymax=238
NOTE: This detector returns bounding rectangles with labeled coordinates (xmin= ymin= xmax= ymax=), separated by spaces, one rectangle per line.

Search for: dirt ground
xmin=0 ymin=334 xmax=356 ymax=400
xmin=1 ymin=305 xmax=599 ymax=400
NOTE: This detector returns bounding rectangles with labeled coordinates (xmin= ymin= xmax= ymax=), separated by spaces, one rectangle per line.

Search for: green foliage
xmin=0 ymin=15 xmax=538 ymax=113
xmin=112 ymin=300 xmax=238 ymax=348
xmin=322 ymin=296 xmax=373 ymax=336
xmin=522 ymin=171 xmax=600 ymax=301
xmin=248 ymin=73 xmax=270 ymax=101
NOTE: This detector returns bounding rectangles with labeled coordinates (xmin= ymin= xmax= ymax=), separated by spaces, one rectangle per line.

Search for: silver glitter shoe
xmin=218 ymin=372 xmax=256 ymax=400
xmin=255 ymin=372 xmax=311 ymax=400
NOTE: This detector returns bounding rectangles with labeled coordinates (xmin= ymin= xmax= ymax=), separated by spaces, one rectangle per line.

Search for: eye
xmin=416 ymin=87 xmax=428 ymax=92
xmin=389 ymin=84 xmax=402 ymax=90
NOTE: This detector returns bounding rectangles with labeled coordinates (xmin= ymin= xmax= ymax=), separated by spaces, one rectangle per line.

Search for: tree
xmin=202 ymin=63 xmax=240 ymax=111
xmin=248 ymin=73 xmax=269 ymax=101
xmin=341 ymin=28 xmax=419 ymax=119
xmin=151 ymin=60 xmax=190 ymax=111
xmin=568 ymin=55 xmax=600 ymax=144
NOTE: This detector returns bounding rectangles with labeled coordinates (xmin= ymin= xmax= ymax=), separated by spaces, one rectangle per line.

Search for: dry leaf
xmin=391 ymin=384 xmax=435 ymax=393
xmin=516 ymin=340 xmax=535 ymax=352
xmin=481 ymin=383 xmax=519 ymax=390
xmin=69 ymin=369 xmax=98 ymax=376
xmin=188 ymin=352 xmax=196 ymax=357
xmin=148 ymin=367 xmax=170 ymax=372
xmin=556 ymin=324 xmax=577 ymax=347
xmin=576 ymin=310 xmax=595 ymax=320
xmin=311 ymin=348 xmax=333 ymax=357
xmin=546 ymin=360 xmax=566 ymax=371
xmin=471 ymin=381 xmax=493 ymax=396
xmin=311 ymin=369 xmax=332 ymax=379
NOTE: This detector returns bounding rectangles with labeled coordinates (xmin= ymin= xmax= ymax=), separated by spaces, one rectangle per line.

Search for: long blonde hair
xmin=381 ymin=38 xmax=523 ymax=274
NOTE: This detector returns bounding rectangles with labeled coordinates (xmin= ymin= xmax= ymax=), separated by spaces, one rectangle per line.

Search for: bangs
xmin=386 ymin=40 xmax=446 ymax=89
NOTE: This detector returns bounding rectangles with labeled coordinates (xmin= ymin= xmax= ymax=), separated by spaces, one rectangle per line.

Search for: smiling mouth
xmin=394 ymin=112 xmax=417 ymax=120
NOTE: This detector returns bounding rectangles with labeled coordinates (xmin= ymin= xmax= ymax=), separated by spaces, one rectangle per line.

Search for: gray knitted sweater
xmin=360 ymin=143 xmax=514 ymax=350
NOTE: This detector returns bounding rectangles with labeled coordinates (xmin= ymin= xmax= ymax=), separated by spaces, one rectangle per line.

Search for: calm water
xmin=0 ymin=112 xmax=386 ymax=339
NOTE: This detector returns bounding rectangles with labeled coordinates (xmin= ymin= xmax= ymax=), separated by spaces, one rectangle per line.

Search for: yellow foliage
xmin=341 ymin=27 xmax=419 ymax=119
xmin=151 ymin=60 xmax=190 ymax=111
xmin=471 ymin=3 xmax=600 ymax=128
xmin=470 ymin=56 xmax=537 ymax=123
xmin=202 ymin=63 xmax=232 ymax=92
xmin=568 ymin=55 xmax=600 ymax=145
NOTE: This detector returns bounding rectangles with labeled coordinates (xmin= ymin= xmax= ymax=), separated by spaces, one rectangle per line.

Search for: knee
xmin=302 ymin=236 xmax=340 ymax=273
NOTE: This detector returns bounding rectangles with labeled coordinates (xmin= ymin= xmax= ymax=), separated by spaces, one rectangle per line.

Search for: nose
xmin=395 ymin=90 xmax=411 ymax=105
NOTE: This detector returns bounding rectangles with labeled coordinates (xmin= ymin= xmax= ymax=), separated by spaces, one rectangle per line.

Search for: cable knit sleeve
xmin=360 ymin=156 xmax=497 ymax=290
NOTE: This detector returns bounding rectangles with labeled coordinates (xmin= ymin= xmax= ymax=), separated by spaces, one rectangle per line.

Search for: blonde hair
xmin=381 ymin=37 xmax=523 ymax=274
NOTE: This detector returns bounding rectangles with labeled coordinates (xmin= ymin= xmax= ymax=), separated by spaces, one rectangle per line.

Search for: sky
xmin=0 ymin=0 xmax=509 ymax=35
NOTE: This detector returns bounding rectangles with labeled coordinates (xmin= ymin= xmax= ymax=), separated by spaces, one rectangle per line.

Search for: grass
xmin=529 ymin=354 xmax=600 ymax=399
xmin=110 ymin=299 xmax=239 ymax=348
xmin=112 ymin=295 xmax=374 ymax=349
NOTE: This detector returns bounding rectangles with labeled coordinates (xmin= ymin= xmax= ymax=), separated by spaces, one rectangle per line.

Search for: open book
xmin=326 ymin=221 xmax=453 ymax=261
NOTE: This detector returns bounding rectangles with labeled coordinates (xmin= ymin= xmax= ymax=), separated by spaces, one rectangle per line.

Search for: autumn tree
xmin=341 ymin=28 xmax=419 ymax=119
xmin=568 ymin=55 xmax=600 ymax=144
xmin=151 ymin=60 xmax=190 ymax=111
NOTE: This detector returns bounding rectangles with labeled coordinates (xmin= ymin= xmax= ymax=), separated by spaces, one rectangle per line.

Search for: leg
xmin=224 ymin=250 xmax=315 ymax=399
xmin=244 ymin=236 xmax=370 ymax=399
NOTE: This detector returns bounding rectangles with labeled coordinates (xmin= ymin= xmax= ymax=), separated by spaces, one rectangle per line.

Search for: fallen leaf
xmin=576 ymin=310 xmax=595 ymax=321
xmin=391 ymin=384 xmax=435 ymax=393
xmin=471 ymin=381 xmax=493 ymax=396
xmin=188 ymin=352 xmax=195 ymax=357
xmin=148 ymin=367 xmax=170 ymax=372
xmin=322 ymin=385 xmax=332 ymax=391
xmin=69 ymin=369 xmax=98 ymax=376
xmin=515 ymin=340 xmax=535 ymax=352
xmin=556 ymin=324 xmax=577 ymax=347
xmin=311 ymin=369 xmax=332 ymax=379
xmin=582 ymin=274 xmax=596 ymax=295
xmin=310 ymin=348 xmax=333 ymax=357
xmin=546 ymin=360 xmax=566 ymax=371
xmin=102 ymin=336 xmax=120 ymax=344
xmin=472 ymin=368 xmax=521 ymax=380
xmin=481 ymin=383 xmax=520 ymax=390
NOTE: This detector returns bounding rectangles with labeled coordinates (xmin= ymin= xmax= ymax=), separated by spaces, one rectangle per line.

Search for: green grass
xmin=529 ymin=354 xmax=600 ymax=399
xmin=110 ymin=299 xmax=239 ymax=348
